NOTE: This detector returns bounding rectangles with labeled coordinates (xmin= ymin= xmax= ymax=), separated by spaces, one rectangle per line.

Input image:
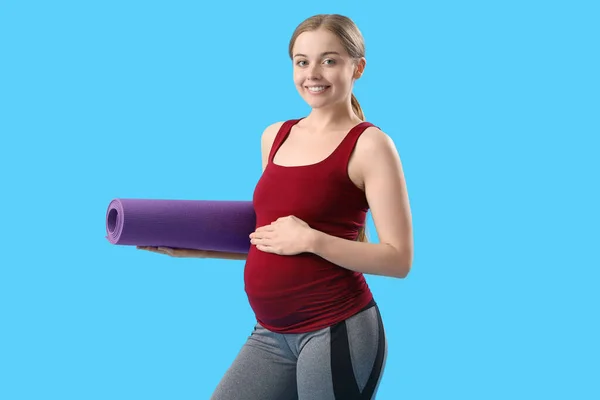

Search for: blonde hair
xmin=289 ymin=14 xmax=369 ymax=243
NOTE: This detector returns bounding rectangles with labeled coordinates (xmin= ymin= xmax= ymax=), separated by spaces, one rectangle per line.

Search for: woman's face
xmin=292 ymin=28 xmax=364 ymax=111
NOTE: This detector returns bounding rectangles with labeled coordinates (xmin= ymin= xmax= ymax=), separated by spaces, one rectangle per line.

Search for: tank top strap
xmin=332 ymin=121 xmax=378 ymax=167
xmin=268 ymin=119 xmax=303 ymax=163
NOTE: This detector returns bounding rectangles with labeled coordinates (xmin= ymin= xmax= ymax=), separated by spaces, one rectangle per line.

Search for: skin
xmin=139 ymin=28 xmax=413 ymax=278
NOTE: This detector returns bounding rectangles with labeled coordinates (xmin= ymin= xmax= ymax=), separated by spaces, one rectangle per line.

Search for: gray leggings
xmin=210 ymin=301 xmax=387 ymax=399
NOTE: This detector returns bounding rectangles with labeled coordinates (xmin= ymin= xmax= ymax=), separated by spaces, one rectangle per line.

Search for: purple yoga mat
xmin=105 ymin=198 xmax=256 ymax=253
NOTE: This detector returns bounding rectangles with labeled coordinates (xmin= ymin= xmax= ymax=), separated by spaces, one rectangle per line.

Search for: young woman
xmin=139 ymin=13 xmax=413 ymax=400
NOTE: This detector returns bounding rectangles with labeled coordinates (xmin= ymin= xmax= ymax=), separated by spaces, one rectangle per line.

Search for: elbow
xmin=382 ymin=242 xmax=413 ymax=279
xmin=394 ymin=262 xmax=411 ymax=279
xmin=394 ymin=248 xmax=413 ymax=279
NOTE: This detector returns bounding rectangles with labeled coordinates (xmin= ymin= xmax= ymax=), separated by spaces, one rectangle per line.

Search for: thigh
xmin=211 ymin=324 xmax=298 ymax=400
xmin=296 ymin=305 xmax=388 ymax=400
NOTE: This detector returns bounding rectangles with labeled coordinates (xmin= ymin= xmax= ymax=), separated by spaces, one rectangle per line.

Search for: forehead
xmin=293 ymin=28 xmax=347 ymax=56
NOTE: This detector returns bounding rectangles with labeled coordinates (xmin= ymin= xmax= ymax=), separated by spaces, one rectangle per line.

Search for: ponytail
xmin=351 ymin=93 xmax=364 ymax=121
xmin=357 ymin=226 xmax=368 ymax=242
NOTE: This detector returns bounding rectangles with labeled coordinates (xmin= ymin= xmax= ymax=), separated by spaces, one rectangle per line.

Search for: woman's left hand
xmin=250 ymin=215 xmax=315 ymax=255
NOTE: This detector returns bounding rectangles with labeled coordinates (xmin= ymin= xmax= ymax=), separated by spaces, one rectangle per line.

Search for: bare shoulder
xmin=354 ymin=126 xmax=401 ymax=170
xmin=358 ymin=126 xmax=394 ymax=147
xmin=261 ymin=121 xmax=285 ymax=147
xmin=260 ymin=121 xmax=285 ymax=171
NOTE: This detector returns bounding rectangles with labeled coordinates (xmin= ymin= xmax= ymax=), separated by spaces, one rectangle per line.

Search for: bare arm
xmin=307 ymin=128 xmax=414 ymax=278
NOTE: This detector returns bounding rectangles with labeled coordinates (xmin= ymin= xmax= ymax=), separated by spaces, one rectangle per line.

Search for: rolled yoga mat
xmin=105 ymin=198 xmax=256 ymax=253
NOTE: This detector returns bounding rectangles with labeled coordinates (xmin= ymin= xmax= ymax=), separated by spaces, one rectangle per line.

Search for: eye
xmin=296 ymin=60 xmax=307 ymax=67
xmin=323 ymin=59 xmax=336 ymax=65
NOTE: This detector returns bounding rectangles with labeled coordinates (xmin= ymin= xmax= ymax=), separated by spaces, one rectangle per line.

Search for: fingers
xmin=137 ymin=246 xmax=173 ymax=256
xmin=256 ymin=243 xmax=282 ymax=255
xmin=250 ymin=231 xmax=269 ymax=239
xmin=249 ymin=234 xmax=266 ymax=245
xmin=137 ymin=246 xmax=159 ymax=252
xmin=158 ymin=247 xmax=174 ymax=256
xmin=276 ymin=215 xmax=295 ymax=221
xmin=254 ymin=225 xmax=275 ymax=233
xmin=251 ymin=217 xmax=294 ymax=234
xmin=250 ymin=232 xmax=273 ymax=243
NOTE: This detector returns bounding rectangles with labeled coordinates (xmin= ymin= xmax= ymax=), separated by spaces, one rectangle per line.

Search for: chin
xmin=305 ymin=95 xmax=343 ymax=110
xmin=308 ymin=101 xmax=332 ymax=110
xmin=302 ymin=94 xmax=334 ymax=108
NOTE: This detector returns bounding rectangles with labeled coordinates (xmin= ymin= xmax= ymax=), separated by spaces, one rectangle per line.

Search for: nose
xmin=306 ymin=63 xmax=322 ymax=81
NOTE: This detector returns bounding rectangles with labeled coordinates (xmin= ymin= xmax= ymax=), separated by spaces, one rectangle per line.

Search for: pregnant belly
xmin=243 ymin=248 xmax=362 ymax=327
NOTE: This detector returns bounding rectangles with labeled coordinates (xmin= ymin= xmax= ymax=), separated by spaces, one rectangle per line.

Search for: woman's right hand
xmin=136 ymin=246 xmax=247 ymax=260
xmin=137 ymin=246 xmax=209 ymax=258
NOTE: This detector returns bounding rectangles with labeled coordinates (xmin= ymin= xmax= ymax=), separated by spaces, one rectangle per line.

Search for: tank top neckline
xmin=269 ymin=118 xmax=374 ymax=169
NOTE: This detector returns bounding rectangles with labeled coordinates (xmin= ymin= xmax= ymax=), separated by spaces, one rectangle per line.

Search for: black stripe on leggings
xmin=362 ymin=306 xmax=386 ymax=398
xmin=330 ymin=306 xmax=385 ymax=399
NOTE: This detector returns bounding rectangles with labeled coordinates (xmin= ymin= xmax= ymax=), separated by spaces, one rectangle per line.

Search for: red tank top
xmin=244 ymin=118 xmax=376 ymax=333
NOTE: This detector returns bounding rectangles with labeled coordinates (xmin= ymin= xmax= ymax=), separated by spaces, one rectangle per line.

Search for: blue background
xmin=1 ymin=0 xmax=598 ymax=399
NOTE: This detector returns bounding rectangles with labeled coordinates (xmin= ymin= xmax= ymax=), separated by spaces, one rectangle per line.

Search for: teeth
xmin=308 ymin=86 xmax=328 ymax=92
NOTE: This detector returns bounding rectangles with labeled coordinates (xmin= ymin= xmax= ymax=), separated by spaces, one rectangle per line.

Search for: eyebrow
xmin=293 ymin=51 xmax=341 ymax=58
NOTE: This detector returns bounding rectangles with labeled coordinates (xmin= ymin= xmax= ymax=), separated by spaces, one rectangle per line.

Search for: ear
xmin=354 ymin=57 xmax=366 ymax=79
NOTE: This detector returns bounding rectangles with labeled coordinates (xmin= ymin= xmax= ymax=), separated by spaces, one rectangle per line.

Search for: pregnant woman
xmin=139 ymin=13 xmax=413 ymax=400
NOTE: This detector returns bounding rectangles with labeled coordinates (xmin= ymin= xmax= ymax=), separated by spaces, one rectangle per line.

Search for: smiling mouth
xmin=306 ymin=85 xmax=330 ymax=93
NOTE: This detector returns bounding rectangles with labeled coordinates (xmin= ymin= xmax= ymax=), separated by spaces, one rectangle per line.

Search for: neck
xmin=304 ymin=98 xmax=362 ymax=132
